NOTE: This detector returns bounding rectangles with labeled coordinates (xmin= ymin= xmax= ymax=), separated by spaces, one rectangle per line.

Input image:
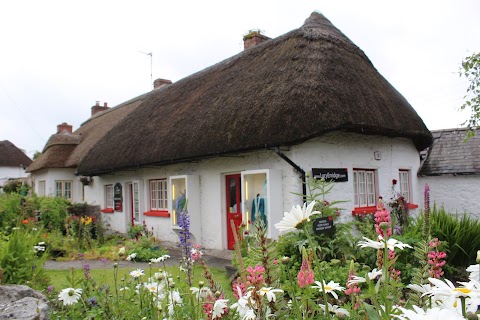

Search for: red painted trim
xmin=101 ymin=208 xmax=114 ymax=213
xmin=352 ymin=206 xmax=377 ymax=216
xmin=144 ymin=210 xmax=170 ymax=217
xmin=407 ymin=203 xmax=419 ymax=209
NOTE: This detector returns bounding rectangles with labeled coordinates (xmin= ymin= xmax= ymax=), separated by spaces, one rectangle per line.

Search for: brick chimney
xmin=243 ymin=31 xmax=270 ymax=50
xmin=153 ymin=78 xmax=172 ymax=90
xmin=57 ymin=122 xmax=73 ymax=134
xmin=91 ymin=101 xmax=109 ymax=116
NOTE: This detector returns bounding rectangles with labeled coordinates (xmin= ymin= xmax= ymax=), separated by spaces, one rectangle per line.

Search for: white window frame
xmin=398 ymin=170 xmax=410 ymax=203
xmin=149 ymin=179 xmax=168 ymax=211
xmin=105 ymin=184 xmax=114 ymax=208
xmin=38 ymin=180 xmax=46 ymax=196
xmin=353 ymin=169 xmax=376 ymax=207
xmin=55 ymin=180 xmax=72 ymax=200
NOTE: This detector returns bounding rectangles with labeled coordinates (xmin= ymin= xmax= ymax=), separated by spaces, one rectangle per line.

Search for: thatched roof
xmin=419 ymin=128 xmax=480 ymax=176
xmin=0 ymin=140 xmax=32 ymax=168
xmin=27 ymin=93 xmax=148 ymax=173
xmin=77 ymin=12 xmax=432 ymax=176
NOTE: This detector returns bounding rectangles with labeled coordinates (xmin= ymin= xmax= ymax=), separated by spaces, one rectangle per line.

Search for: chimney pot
xmin=153 ymin=78 xmax=172 ymax=90
xmin=57 ymin=122 xmax=73 ymax=134
xmin=91 ymin=101 xmax=110 ymax=116
xmin=243 ymin=31 xmax=270 ymax=50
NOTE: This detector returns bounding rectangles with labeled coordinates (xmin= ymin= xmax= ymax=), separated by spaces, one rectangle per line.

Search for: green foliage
xmin=1 ymin=180 xmax=29 ymax=194
xmin=0 ymin=223 xmax=48 ymax=287
xmin=38 ymin=196 xmax=70 ymax=232
xmin=416 ymin=206 xmax=480 ymax=268
xmin=123 ymin=236 xmax=168 ymax=262
xmin=127 ymin=224 xmax=147 ymax=239
xmin=459 ymin=51 xmax=480 ymax=136
xmin=0 ymin=193 xmax=23 ymax=229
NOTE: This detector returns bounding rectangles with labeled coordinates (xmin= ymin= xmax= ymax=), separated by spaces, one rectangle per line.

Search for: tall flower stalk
xmin=178 ymin=207 xmax=193 ymax=287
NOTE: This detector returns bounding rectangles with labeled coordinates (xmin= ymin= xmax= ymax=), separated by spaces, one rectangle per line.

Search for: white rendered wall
xmin=0 ymin=166 xmax=30 ymax=187
xmin=32 ymin=168 xmax=81 ymax=201
xmin=418 ymin=175 xmax=480 ymax=220
xmin=84 ymin=132 xmax=422 ymax=250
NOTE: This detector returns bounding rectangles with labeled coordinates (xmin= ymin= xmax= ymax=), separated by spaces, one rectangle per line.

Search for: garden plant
xmin=0 ymin=180 xmax=479 ymax=319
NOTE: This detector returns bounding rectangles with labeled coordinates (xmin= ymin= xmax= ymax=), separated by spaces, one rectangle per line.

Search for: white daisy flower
xmin=368 ymin=268 xmax=383 ymax=280
xmin=319 ymin=302 xmax=350 ymax=317
xmin=190 ymin=286 xmax=213 ymax=300
xmin=394 ymin=305 xmax=464 ymax=320
xmin=58 ymin=288 xmax=82 ymax=306
xmin=150 ymin=257 xmax=161 ymax=263
xmin=312 ymin=280 xmax=345 ymax=299
xmin=159 ymin=254 xmax=170 ymax=261
xmin=274 ymin=201 xmax=319 ymax=233
xmin=212 ymin=299 xmax=229 ymax=319
xmin=425 ymin=277 xmax=476 ymax=299
xmin=407 ymin=283 xmax=432 ymax=295
xmin=167 ymin=290 xmax=182 ymax=315
xmin=130 ymin=268 xmax=144 ymax=278
xmin=357 ymin=236 xmax=412 ymax=251
xmin=126 ymin=253 xmax=137 ymax=261
xmin=258 ymin=287 xmax=283 ymax=302
xmin=466 ymin=264 xmax=479 ymax=281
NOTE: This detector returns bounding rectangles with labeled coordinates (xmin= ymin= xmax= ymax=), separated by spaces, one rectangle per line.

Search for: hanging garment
xmin=251 ymin=195 xmax=266 ymax=226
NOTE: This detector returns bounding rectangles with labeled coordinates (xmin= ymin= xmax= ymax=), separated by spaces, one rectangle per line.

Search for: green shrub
xmin=427 ymin=206 xmax=480 ymax=267
xmin=0 ymin=224 xmax=49 ymax=287
xmin=38 ymin=197 xmax=70 ymax=232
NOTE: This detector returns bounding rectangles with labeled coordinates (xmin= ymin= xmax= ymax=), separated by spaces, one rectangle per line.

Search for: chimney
xmin=91 ymin=101 xmax=110 ymax=116
xmin=153 ymin=78 xmax=172 ymax=90
xmin=57 ymin=122 xmax=73 ymax=134
xmin=243 ymin=31 xmax=270 ymax=50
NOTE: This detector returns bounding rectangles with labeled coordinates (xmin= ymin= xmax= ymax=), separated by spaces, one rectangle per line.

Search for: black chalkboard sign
xmin=312 ymin=168 xmax=348 ymax=182
xmin=114 ymin=183 xmax=123 ymax=211
xmin=313 ymin=217 xmax=335 ymax=234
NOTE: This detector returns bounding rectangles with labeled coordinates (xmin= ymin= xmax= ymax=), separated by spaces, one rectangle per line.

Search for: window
xmin=398 ymin=170 xmax=410 ymax=203
xmin=55 ymin=180 xmax=72 ymax=200
xmin=105 ymin=185 xmax=114 ymax=208
xmin=353 ymin=169 xmax=376 ymax=207
xmin=38 ymin=181 xmax=46 ymax=196
xmin=150 ymin=179 xmax=168 ymax=211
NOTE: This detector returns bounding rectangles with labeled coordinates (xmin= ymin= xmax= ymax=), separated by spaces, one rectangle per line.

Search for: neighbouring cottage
xmin=0 ymin=140 xmax=32 ymax=189
xmin=418 ymin=128 xmax=480 ymax=219
xmin=27 ymin=96 xmax=149 ymax=201
xmin=29 ymin=12 xmax=432 ymax=251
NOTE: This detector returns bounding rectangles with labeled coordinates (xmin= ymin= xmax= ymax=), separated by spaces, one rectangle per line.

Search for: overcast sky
xmin=1 ymin=0 xmax=479 ymax=157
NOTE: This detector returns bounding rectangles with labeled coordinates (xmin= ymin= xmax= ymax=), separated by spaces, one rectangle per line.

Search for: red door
xmin=226 ymin=174 xmax=242 ymax=250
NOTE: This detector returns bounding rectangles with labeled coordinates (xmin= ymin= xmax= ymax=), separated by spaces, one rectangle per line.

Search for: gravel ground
xmin=44 ymin=245 xmax=233 ymax=270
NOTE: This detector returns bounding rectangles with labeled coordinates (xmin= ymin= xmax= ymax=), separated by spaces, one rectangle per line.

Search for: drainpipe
xmin=274 ymin=147 xmax=307 ymax=202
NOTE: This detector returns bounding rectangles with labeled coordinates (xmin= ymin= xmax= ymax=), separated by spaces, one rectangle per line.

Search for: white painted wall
xmin=83 ymin=132 xmax=422 ymax=250
xmin=0 ymin=166 xmax=30 ymax=187
xmin=418 ymin=175 xmax=480 ymax=220
xmin=32 ymin=168 xmax=82 ymax=202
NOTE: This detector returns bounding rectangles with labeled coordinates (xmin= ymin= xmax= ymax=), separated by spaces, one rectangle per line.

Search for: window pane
xmin=353 ymin=172 xmax=358 ymax=206
xmin=366 ymin=172 xmax=374 ymax=206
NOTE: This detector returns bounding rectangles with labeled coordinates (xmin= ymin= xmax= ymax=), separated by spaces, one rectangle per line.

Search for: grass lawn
xmin=45 ymin=264 xmax=234 ymax=297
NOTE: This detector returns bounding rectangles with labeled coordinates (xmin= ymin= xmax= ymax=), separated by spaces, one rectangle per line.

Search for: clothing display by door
xmin=251 ymin=194 xmax=266 ymax=226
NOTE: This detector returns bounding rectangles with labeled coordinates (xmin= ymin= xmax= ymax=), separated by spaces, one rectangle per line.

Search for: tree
xmin=459 ymin=52 xmax=480 ymax=137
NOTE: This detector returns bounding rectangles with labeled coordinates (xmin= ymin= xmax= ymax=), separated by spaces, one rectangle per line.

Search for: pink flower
xmin=297 ymin=258 xmax=315 ymax=288
xmin=246 ymin=265 xmax=265 ymax=286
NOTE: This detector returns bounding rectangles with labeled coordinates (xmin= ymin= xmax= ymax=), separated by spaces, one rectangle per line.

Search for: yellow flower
xmin=81 ymin=216 xmax=93 ymax=225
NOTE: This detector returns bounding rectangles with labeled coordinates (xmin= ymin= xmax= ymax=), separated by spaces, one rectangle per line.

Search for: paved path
xmin=44 ymin=246 xmax=232 ymax=270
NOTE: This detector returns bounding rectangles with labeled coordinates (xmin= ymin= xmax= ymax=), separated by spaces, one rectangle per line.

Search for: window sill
xmin=407 ymin=203 xmax=419 ymax=209
xmin=352 ymin=206 xmax=377 ymax=216
xmin=144 ymin=210 xmax=170 ymax=217
xmin=101 ymin=208 xmax=114 ymax=213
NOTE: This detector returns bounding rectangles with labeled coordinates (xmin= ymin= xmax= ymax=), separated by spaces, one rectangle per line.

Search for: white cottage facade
xmin=82 ymin=132 xmax=422 ymax=251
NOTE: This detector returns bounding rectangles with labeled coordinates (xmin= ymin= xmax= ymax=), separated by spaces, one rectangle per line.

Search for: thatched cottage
xmin=29 ymin=12 xmax=432 ymax=250
xmin=0 ymin=140 xmax=32 ymax=188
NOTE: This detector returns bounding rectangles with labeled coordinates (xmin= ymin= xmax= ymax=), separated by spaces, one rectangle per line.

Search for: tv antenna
xmin=139 ymin=51 xmax=153 ymax=89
